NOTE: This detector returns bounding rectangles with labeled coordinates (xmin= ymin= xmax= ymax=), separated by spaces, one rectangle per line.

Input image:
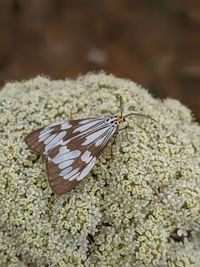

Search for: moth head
xmin=117 ymin=115 xmax=125 ymax=124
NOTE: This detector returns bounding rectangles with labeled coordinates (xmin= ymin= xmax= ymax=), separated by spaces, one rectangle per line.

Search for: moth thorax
xmin=117 ymin=116 xmax=125 ymax=124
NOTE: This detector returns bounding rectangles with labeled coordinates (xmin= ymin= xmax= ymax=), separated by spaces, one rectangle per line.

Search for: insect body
xmin=25 ymin=97 xmax=152 ymax=195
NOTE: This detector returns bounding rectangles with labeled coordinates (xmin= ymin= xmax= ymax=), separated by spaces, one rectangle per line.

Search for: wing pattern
xmin=25 ymin=117 xmax=118 ymax=195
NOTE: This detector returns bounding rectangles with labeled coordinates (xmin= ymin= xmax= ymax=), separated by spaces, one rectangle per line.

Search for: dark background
xmin=0 ymin=0 xmax=199 ymax=120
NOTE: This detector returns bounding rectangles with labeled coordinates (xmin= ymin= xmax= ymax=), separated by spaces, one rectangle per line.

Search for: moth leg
xmin=110 ymin=132 xmax=118 ymax=159
xmin=125 ymin=128 xmax=133 ymax=143
xmin=117 ymin=125 xmax=134 ymax=132
xmin=117 ymin=125 xmax=134 ymax=143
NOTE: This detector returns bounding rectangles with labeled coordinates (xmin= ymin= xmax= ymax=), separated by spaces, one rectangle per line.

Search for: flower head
xmin=0 ymin=73 xmax=200 ymax=266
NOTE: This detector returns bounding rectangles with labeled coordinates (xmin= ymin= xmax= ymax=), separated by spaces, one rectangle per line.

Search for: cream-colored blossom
xmin=0 ymin=73 xmax=200 ymax=266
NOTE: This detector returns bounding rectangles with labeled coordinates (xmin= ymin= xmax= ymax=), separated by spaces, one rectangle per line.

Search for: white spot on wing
xmin=41 ymin=132 xmax=51 ymax=141
xmin=58 ymin=146 xmax=70 ymax=156
xmin=59 ymin=166 xmax=73 ymax=176
xmin=96 ymin=126 xmax=117 ymax=147
xmin=53 ymin=150 xmax=81 ymax=164
xmin=77 ymin=157 xmax=96 ymax=181
xmin=63 ymin=168 xmax=79 ymax=180
xmin=74 ymin=120 xmax=101 ymax=133
xmin=61 ymin=123 xmax=71 ymax=130
xmin=82 ymin=127 xmax=109 ymax=146
xmin=47 ymin=122 xmax=63 ymax=127
xmin=81 ymin=150 xmax=92 ymax=163
xmin=58 ymin=159 xmax=74 ymax=170
xmin=44 ymin=134 xmax=57 ymax=145
xmin=45 ymin=131 xmax=67 ymax=152
xmin=95 ymin=136 xmax=106 ymax=147
xmin=68 ymin=172 xmax=80 ymax=181
xmin=39 ymin=129 xmax=53 ymax=142
xmin=79 ymin=119 xmax=91 ymax=125
xmin=62 ymin=139 xmax=71 ymax=146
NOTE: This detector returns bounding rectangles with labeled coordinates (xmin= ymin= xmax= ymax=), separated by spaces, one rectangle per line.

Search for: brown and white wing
xmin=24 ymin=122 xmax=72 ymax=155
xmin=25 ymin=117 xmax=117 ymax=195
xmin=46 ymin=117 xmax=117 ymax=195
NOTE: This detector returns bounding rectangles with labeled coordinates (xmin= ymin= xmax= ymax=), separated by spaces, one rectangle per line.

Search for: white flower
xmin=0 ymin=73 xmax=200 ymax=266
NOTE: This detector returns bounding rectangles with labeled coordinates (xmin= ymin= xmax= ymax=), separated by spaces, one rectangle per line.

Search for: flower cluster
xmin=0 ymin=73 xmax=200 ymax=266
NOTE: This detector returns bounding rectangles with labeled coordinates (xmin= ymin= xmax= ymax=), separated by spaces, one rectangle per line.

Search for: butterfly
xmin=24 ymin=96 xmax=153 ymax=195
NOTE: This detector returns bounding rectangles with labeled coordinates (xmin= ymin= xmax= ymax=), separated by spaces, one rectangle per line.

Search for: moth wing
xmin=24 ymin=122 xmax=70 ymax=155
xmin=46 ymin=118 xmax=117 ymax=195
xmin=25 ymin=117 xmax=117 ymax=195
xmin=24 ymin=118 xmax=103 ymax=155
xmin=24 ymin=126 xmax=46 ymax=155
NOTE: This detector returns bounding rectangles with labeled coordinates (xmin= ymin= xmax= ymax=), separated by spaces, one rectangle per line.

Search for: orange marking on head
xmin=117 ymin=116 xmax=125 ymax=124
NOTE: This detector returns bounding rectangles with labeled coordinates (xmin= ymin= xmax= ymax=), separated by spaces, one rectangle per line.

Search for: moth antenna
xmin=124 ymin=112 xmax=156 ymax=122
xmin=119 ymin=96 xmax=124 ymax=116
xmin=115 ymin=94 xmax=124 ymax=116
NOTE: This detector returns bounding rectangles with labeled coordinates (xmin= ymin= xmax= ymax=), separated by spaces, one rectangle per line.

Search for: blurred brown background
xmin=0 ymin=0 xmax=199 ymax=120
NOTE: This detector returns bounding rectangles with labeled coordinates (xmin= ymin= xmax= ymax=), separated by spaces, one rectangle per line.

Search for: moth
xmin=25 ymin=96 xmax=153 ymax=195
